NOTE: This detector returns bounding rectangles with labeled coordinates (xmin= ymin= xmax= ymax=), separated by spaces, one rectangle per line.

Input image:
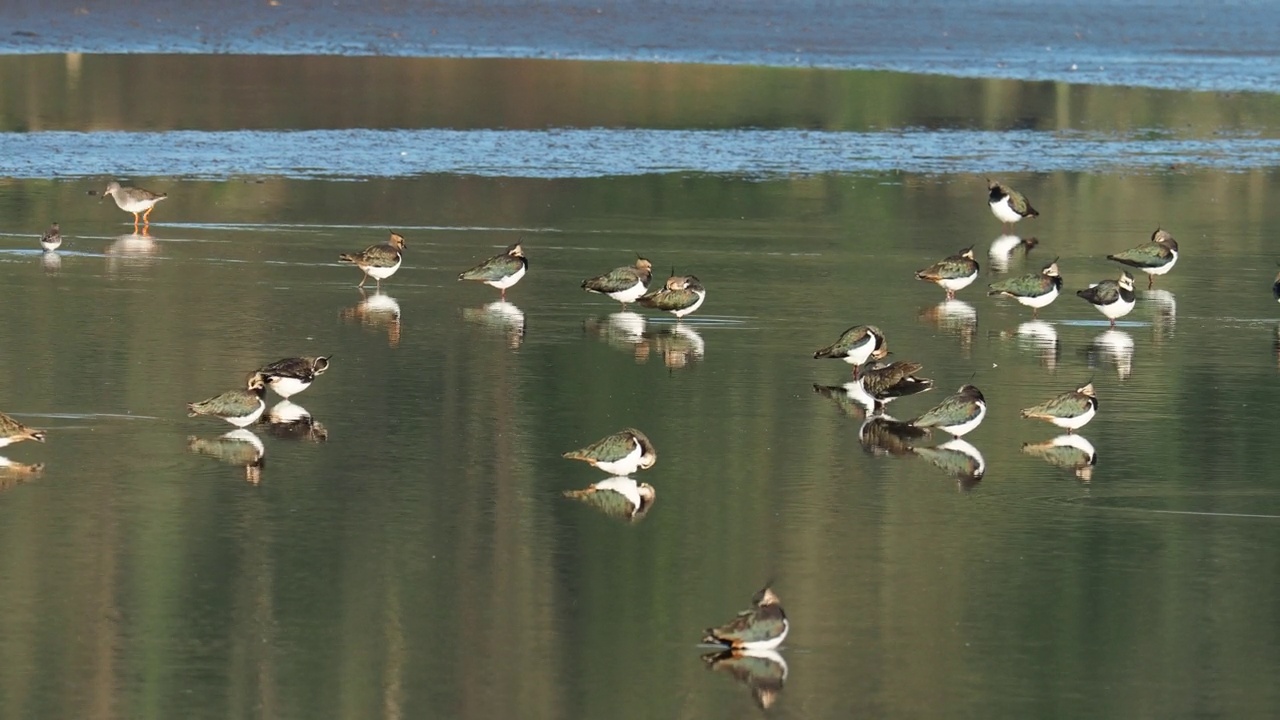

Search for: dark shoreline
xmin=3 ymin=0 xmax=1278 ymax=94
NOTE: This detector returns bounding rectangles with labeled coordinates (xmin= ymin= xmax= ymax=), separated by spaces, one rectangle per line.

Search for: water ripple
xmin=3 ymin=128 xmax=1278 ymax=180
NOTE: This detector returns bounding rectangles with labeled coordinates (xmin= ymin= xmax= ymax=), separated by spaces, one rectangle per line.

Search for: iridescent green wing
xmin=638 ymin=288 xmax=700 ymax=312
xmin=919 ymin=256 xmax=978 ymax=281
xmin=360 ymin=243 xmax=402 ymax=268
xmin=988 ymin=272 xmax=1051 ymax=296
xmin=562 ymin=431 xmax=637 ymax=463
xmin=1108 ymin=242 xmax=1172 ymax=269
xmin=912 ymin=393 xmax=980 ymax=428
xmin=1077 ymin=280 xmax=1120 ymax=304
xmin=709 ymin=606 xmax=786 ymax=645
xmin=1022 ymin=390 xmax=1092 ymax=419
xmin=1007 ymin=187 xmax=1037 ymax=216
xmin=583 ymin=265 xmax=642 ymax=294
xmin=188 ymin=389 xmax=259 ymax=417
xmin=460 ymin=252 xmax=523 ymax=281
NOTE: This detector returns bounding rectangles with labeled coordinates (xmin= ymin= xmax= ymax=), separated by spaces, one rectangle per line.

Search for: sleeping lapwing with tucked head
xmin=637 ymin=271 xmax=706 ymax=319
xmin=1078 ymin=271 xmax=1136 ymax=327
xmin=987 ymin=179 xmax=1038 ymax=232
xmin=916 ymin=246 xmax=979 ymax=300
xmin=858 ymin=360 xmax=934 ymax=413
xmin=1107 ymin=228 xmax=1179 ymax=289
xmin=562 ymin=428 xmax=656 ymax=476
xmin=909 ymin=383 xmax=987 ymax=437
xmin=988 ymin=259 xmax=1063 ymax=318
xmin=1020 ymin=382 xmax=1097 ymax=433
xmin=459 ymin=241 xmax=527 ymax=300
xmin=257 ymin=356 xmax=332 ymax=400
xmin=812 ymin=325 xmax=888 ymax=379
xmin=582 ymin=256 xmax=654 ymax=310
xmin=702 ymin=585 xmax=789 ymax=651
xmin=339 ymin=232 xmax=406 ymax=290
xmin=186 ymin=372 xmax=268 ymax=428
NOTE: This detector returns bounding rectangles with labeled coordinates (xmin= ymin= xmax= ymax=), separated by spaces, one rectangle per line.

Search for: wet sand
xmin=3 ymin=0 xmax=1278 ymax=93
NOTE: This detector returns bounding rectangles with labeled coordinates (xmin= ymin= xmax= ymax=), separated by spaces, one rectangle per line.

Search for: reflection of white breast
xmin=592 ymin=476 xmax=642 ymax=509
xmin=938 ymin=438 xmax=986 ymax=475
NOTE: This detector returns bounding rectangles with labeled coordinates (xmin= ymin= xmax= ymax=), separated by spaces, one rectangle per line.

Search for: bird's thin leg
xmin=358 ymin=271 xmax=367 ymax=289
xmin=1148 ymin=275 xmax=1154 ymax=290
xmin=132 ymin=213 xmax=140 ymax=231
xmin=500 ymin=288 xmax=507 ymax=300
xmin=946 ymin=290 xmax=956 ymax=301
xmin=143 ymin=206 xmax=154 ymax=223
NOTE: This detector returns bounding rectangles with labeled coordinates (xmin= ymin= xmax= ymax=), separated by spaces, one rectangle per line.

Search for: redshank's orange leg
xmin=143 ymin=206 xmax=154 ymax=223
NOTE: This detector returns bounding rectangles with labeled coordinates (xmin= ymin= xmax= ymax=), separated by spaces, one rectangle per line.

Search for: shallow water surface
xmin=1 ymin=55 xmax=1280 ymax=719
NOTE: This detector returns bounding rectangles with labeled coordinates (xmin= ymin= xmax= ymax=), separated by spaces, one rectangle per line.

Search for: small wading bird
xmin=102 ymin=181 xmax=168 ymax=228
xmin=857 ymin=360 xmax=934 ymax=412
xmin=339 ymin=231 xmax=406 ymax=290
xmin=812 ymin=325 xmax=888 ymax=379
xmin=637 ymin=271 xmax=706 ymax=320
xmin=561 ymin=428 xmax=656 ymax=476
xmin=1020 ymin=382 xmax=1098 ymax=433
xmin=916 ymin=246 xmax=979 ymax=300
xmin=256 ymin=356 xmax=332 ymax=399
xmin=909 ymin=383 xmax=987 ymax=437
xmin=1077 ymin=271 xmax=1136 ymax=328
xmin=458 ymin=241 xmax=528 ymax=300
xmin=40 ymin=222 xmax=62 ymax=252
xmin=186 ymin=372 xmax=269 ymax=427
xmin=987 ymin=179 xmax=1039 ymax=232
xmin=702 ymin=585 xmax=789 ymax=651
xmin=581 ymin=255 xmax=654 ymax=310
xmin=988 ymin=259 xmax=1062 ymax=318
xmin=1107 ymin=228 xmax=1179 ymax=289
xmin=0 ymin=410 xmax=46 ymax=448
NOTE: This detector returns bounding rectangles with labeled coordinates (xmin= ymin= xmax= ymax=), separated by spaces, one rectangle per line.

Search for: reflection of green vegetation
xmin=1 ymin=54 xmax=1278 ymax=134
xmin=2 ymin=55 xmax=1280 ymax=719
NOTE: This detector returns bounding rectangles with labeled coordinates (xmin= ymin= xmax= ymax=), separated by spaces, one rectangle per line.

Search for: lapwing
xmin=702 ymin=585 xmax=789 ymax=651
xmin=562 ymin=428 xmax=656 ymax=476
xmin=1107 ymin=228 xmax=1179 ymax=289
xmin=459 ymin=241 xmax=527 ymax=300
xmin=1077 ymin=271 xmax=1136 ymax=327
xmin=339 ymin=231 xmax=406 ymax=290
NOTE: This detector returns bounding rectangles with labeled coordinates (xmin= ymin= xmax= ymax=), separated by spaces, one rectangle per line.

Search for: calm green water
xmin=2 ymin=56 xmax=1280 ymax=719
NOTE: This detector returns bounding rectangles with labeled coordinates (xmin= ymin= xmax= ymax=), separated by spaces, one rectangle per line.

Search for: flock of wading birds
xmin=0 ymin=178 xmax=1208 ymax=700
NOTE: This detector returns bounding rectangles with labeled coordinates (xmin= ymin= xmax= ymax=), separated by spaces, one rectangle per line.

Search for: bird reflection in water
xmin=105 ymin=232 xmax=159 ymax=275
xmin=187 ymin=428 xmax=266 ymax=484
xmin=583 ymin=311 xmax=647 ymax=354
xmin=912 ymin=438 xmax=986 ymax=490
xmin=987 ymin=234 xmax=1038 ymax=273
xmin=462 ymin=301 xmax=526 ymax=349
xmin=858 ymin=415 xmax=927 ymax=458
xmin=702 ymin=648 xmax=789 ymax=711
xmin=1022 ymin=434 xmax=1098 ymax=482
xmin=341 ymin=290 xmax=401 ymax=348
xmin=0 ymin=456 xmax=45 ymax=491
xmin=561 ymin=476 xmax=656 ymax=524
xmin=1084 ymin=329 xmax=1134 ymax=380
xmin=1144 ymin=289 xmax=1176 ymax=344
xmin=260 ymin=400 xmax=328 ymax=443
xmin=635 ymin=323 xmax=705 ymax=369
xmin=41 ymin=251 xmax=62 ymax=275
xmin=917 ymin=300 xmax=977 ymax=355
